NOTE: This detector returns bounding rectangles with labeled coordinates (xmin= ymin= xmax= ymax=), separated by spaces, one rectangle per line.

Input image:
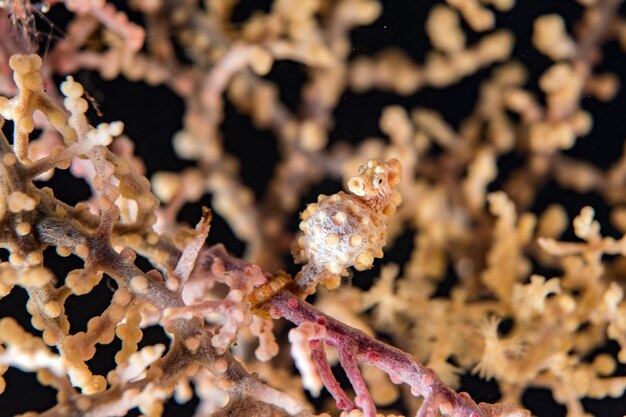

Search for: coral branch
xmin=2 ymin=1 xmax=625 ymax=416
xmin=311 ymin=341 xmax=356 ymax=410
xmin=198 ymin=245 xmax=530 ymax=417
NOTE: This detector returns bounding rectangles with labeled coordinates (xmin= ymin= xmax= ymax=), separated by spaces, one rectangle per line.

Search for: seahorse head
xmin=347 ymin=158 xmax=402 ymax=212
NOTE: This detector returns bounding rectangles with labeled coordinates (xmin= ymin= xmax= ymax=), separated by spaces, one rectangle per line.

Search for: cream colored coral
xmin=426 ymin=5 xmax=466 ymax=54
xmin=533 ymin=15 xmax=577 ymax=60
xmin=66 ymin=269 xmax=104 ymax=295
xmin=0 ymin=318 xmax=65 ymax=377
xmin=2 ymin=1 xmax=626 ymax=416
xmin=447 ymin=0 xmax=495 ymax=32
xmin=115 ymin=304 xmax=143 ymax=365
xmin=114 ymin=344 xmax=165 ymax=383
xmin=7 ymin=191 xmax=37 ymax=213
xmin=0 ymin=55 xmax=77 ymax=161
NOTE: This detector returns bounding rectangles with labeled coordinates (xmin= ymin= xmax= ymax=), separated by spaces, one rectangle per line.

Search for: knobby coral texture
xmin=0 ymin=1 xmax=625 ymax=417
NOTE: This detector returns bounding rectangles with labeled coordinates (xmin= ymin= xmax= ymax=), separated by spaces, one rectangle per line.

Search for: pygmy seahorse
xmin=293 ymin=158 xmax=402 ymax=294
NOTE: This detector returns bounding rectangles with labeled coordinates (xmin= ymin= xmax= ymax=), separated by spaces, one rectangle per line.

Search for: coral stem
xmin=310 ymin=341 xmax=356 ymax=410
xmin=199 ymin=245 xmax=529 ymax=417
xmin=337 ymin=347 xmax=376 ymax=417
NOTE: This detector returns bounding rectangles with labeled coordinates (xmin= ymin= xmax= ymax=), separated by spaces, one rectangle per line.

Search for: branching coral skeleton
xmin=197 ymin=246 xmax=530 ymax=417
xmin=0 ymin=54 xmax=530 ymax=417
xmin=2 ymin=1 xmax=626 ymax=417
xmin=0 ymin=54 xmax=303 ymax=417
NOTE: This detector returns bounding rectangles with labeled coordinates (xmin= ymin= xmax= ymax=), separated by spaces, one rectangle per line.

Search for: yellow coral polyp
xmin=9 ymin=54 xmax=39 ymax=75
xmin=7 ymin=191 xmax=37 ymax=213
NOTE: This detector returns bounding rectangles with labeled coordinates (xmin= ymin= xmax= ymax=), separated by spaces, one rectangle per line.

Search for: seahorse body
xmin=293 ymin=158 xmax=402 ymax=294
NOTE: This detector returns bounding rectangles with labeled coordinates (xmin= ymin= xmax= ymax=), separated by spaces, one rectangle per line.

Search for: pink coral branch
xmin=337 ymin=345 xmax=376 ymax=417
xmin=310 ymin=340 xmax=356 ymax=410
xmin=198 ymin=245 xmax=530 ymax=417
xmin=171 ymin=207 xmax=211 ymax=290
xmin=271 ymin=291 xmax=469 ymax=416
